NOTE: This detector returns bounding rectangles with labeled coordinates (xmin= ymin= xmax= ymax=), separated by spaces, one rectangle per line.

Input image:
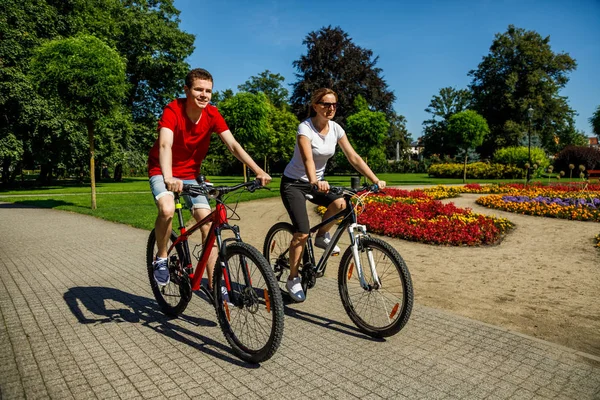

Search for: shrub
xmin=427 ymin=162 xmax=523 ymax=179
xmin=554 ymin=146 xmax=600 ymax=178
xmin=493 ymin=146 xmax=550 ymax=177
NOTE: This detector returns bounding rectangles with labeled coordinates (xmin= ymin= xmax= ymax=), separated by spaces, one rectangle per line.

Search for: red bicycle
xmin=146 ymin=177 xmax=284 ymax=363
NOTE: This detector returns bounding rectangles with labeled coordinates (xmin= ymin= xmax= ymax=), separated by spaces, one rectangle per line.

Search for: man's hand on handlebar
xmin=376 ymin=180 xmax=387 ymax=190
xmin=164 ymin=176 xmax=183 ymax=193
xmin=255 ymin=172 xmax=272 ymax=187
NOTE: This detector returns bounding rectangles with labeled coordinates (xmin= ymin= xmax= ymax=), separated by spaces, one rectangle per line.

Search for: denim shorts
xmin=149 ymin=175 xmax=210 ymax=210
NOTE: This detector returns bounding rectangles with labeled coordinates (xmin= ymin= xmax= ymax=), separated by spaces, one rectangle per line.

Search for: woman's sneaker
xmin=153 ymin=257 xmax=170 ymax=286
xmin=314 ymin=232 xmax=340 ymax=254
xmin=286 ymin=276 xmax=305 ymax=302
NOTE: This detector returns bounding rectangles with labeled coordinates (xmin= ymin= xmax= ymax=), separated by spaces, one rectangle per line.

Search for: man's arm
xmin=218 ymin=130 xmax=271 ymax=186
xmin=158 ymin=127 xmax=183 ymax=192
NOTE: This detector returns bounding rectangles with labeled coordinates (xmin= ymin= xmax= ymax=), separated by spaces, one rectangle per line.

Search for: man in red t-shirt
xmin=148 ymin=68 xmax=271 ymax=287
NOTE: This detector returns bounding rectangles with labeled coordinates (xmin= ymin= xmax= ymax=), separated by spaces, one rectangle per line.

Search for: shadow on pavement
xmin=63 ymin=286 xmax=259 ymax=368
xmin=282 ymin=300 xmax=384 ymax=342
xmin=0 ymin=199 xmax=76 ymax=208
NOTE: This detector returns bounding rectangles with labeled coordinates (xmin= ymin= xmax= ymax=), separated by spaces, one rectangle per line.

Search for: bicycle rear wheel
xmin=146 ymin=229 xmax=192 ymax=317
xmin=338 ymin=237 xmax=413 ymax=337
xmin=214 ymin=242 xmax=284 ymax=363
xmin=263 ymin=222 xmax=310 ymax=297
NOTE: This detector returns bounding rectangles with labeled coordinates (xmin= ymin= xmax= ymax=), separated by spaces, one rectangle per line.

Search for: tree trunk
xmin=2 ymin=157 xmax=9 ymax=185
xmin=39 ymin=164 xmax=53 ymax=185
xmin=243 ymin=163 xmax=247 ymax=182
xmin=87 ymin=120 xmax=97 ymax=210
xmin=463 ymin=154 xmax=468 ymax=183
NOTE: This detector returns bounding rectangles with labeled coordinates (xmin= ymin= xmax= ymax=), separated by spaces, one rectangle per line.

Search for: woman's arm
xmin=338 ymin=136 xmax=386 ymax=189
xmin=218 ymin=130 xmax=271 ymax=185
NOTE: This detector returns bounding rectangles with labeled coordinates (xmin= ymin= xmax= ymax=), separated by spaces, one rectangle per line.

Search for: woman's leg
xmin=316 ymin=198 xmax=346 ymax=237
xmin=288 ymin=232 xmax=308 ymax=279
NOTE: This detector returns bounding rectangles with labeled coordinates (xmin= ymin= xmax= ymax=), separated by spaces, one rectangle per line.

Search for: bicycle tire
xmin=263 ymin=222 xmax=311 ymax=297
xmin=338 ymin=237 xmax=413 ymax=337
xmin=213 ymin=242 xmax=284 ymax=363
xmin=146 ymin=229 xmax=192 ymax=317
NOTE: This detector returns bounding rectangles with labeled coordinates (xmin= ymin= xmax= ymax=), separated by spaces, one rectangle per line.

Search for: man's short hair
xmin=185 ymin=68 xmax=213 ymax=88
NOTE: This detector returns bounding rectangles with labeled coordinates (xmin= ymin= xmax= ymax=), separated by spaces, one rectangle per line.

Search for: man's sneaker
xmin=153 ymin=257 xmax=170 ymax=286
xmin=286 ymin=276 xmax=305 ymax=302
xmin=314 ymin=232 xmax=340 ymax=254
xmin=221 ymin=285 xmax=233 ymax=307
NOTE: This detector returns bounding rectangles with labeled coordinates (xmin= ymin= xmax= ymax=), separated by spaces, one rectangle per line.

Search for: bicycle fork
xmin=347 ymin=223 xmax=382 ymax=290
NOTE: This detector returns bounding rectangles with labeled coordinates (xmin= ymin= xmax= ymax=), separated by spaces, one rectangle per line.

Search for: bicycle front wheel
xmin=338 ymin=237 xmax=413 ymax=337
xmin=146 ymin=229 xmax=192 ymax=317
xmin=214 ymin=242 xmax=284 ymax=363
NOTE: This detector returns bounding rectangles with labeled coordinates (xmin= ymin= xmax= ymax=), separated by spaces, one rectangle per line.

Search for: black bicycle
xmin=263 ymin=184 xmax=413 ymax=338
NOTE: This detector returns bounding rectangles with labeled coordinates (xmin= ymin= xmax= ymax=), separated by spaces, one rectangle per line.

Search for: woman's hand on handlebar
xmin=164 ymin=176 xmax=183 ymax=193
xmin=313 ymin=180 xmax=330 ymax=193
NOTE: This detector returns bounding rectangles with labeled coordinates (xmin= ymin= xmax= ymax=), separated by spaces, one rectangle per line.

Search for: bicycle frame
xmin=168 ymin=193 xmax=241 ymax=294
xmin=303 ymin=189 xmax=381 ymax=290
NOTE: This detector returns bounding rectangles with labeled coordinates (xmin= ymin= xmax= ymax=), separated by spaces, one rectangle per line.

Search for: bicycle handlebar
xmin=328 ymin=184 xmax=380 ymax=196
xmin=181 ymin=179 xmax=268 ymax=199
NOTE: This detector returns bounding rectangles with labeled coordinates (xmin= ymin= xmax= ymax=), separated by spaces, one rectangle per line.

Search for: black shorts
xmin=280 ymin=175 xmax=343 ymax=234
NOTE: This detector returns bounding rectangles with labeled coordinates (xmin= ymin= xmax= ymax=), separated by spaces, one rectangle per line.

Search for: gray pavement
xmin=1 ymin=203 xmax=599 ymax=399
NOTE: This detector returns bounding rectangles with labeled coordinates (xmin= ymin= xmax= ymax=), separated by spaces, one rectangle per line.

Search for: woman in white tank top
xmin=280 ymin=88 xmax=387 ymax=302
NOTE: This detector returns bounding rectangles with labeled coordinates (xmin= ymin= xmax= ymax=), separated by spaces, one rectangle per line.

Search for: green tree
xmin=217 ymin=92 xmax=270 ymax=180
xmin=446 ymin=110 xmax=490 ymax=183
xmin=421 ymin=87 xmax=472 ymax=158
xmin=290 ymin=26 xmax=395 ymax=125
xmin=1 ymin=0 xmax=193 ymax=184
xmin=469 ymin=25 xmax=577 ymax=157
xmin=385 ymin=112 xmax=411 ymax=161
xmin=265 ymin=105 xmax=298 ymax=173
xmin=590 ymin=105 xmax=600 ymax=138
xmin=238 ymin=70 xmax=289 ymax=109
xmin=344 ymin=96 xmax=390 ymax=172
xmin=30 ymin=35 xmax=128 ymax=209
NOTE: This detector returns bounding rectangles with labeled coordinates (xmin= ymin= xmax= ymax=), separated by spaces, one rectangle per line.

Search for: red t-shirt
xmin=147 ymin=99 xmax=229 ymax=179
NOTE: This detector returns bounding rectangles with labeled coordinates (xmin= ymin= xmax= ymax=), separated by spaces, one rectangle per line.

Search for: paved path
xmin=1 ymin=203 xmax=599 ymax=399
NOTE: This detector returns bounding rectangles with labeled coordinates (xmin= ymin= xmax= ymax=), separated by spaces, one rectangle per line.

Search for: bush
xmin=553 ymin=145 xmax=600 ymax=178
xmin=428 ymin=162 xmax=524 ymax=179
xmin=493 ymin=146 xmax=549 ymax=168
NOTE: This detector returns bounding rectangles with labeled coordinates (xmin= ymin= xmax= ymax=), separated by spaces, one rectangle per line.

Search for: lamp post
xmin=527 ymin=107 xmax=534 ymax=184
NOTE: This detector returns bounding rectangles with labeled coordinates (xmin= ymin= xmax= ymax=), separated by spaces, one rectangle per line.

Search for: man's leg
xmin=155 ymin=195 xmax=175 ymax=258
xmin=191 ymin=207 xmax=219 ymax=289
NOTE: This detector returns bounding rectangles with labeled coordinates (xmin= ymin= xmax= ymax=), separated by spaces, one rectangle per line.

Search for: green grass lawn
xmin=0 ymin=174 xmax=522 ymax=231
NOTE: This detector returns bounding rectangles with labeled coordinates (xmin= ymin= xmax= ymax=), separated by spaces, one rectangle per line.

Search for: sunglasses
xmin=317 ymin=102 xmax=337 ymax=109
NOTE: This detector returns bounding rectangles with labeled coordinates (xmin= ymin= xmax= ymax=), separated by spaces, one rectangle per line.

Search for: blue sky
xmin=173 ymin=0 xmax=599 ymax=139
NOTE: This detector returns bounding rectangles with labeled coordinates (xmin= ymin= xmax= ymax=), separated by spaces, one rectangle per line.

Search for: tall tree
xmin=290 ymin=26 xmax=395 ymax=126
xmin=218 ymin=92 xmax=270 ymax=181
xmin=421 ymin=87 xmax=472 ymax=158
xmin=469 ymin=25 xmax=577 ymax=157
xmin=238 ymin=70 xmax=289 ymax=109
xmin=30 ymin=35 xmax=128 ymax=209
xmin=590 ymin=105 xmax=600 ymax=138
xmin=446 ymin=110 xmax=489 ymax=182
xmin=344 ymin=95 xmax=390 ymax=172
xmin=385 ymin=112 xmax=411 ymax=161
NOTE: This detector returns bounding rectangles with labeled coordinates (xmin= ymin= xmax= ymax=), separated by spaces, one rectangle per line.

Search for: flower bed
xmin=471 ymin=183 xmax=600 ymax=222
xmin=317 ymin=188 xmax=513 ymax=246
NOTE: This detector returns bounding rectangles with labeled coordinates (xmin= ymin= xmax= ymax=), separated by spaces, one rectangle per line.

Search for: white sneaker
xmin=286 ymin=277 xmax=305 ymax=302
xmin=314 ymin=232 xmax=340 ymax=254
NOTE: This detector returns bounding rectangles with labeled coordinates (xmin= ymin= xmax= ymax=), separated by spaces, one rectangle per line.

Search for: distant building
xmin=410 ymin=139 xmax=424 ymax=160
xmin=589 ymin=137 xmax=599 ymax=149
